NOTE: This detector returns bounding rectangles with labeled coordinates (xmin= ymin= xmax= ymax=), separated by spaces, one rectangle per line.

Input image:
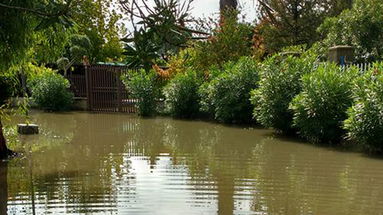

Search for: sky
xmin=120 ymin=0 xmax=259 ymax=33
xmin=190 ymin=0 xmax=258 ymax=22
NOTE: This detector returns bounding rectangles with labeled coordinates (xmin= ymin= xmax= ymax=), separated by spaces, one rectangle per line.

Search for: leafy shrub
xmin=344 ymin=63 xmax=383 ymax=152
xmin=164 ymin=71 xmax=201 ymax=118
xmin=198 ymin=81 xmax=215 ymax=118
xmin=290 ymin=64 xmax=357 ymax=143
xmin=0 ymin=75 xmax=12 ymax=105
xmin=29 ymin=71 xmax=74 ymax=111
xmin=251 ymin=54 xmax=316 ymax=133
xmin=122 ymin=70 xmax=159 ymax=116
xmin=199 ymin=65 xmax=231 ymax=118
xmin=200 ymin=57 xmax=260 ymax=123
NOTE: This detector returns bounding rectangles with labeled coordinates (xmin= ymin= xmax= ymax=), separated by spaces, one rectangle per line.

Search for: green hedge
xmin=344 ymin=63 xmax=383 ymax=152
xmin=251 ymin=55 xmax=316 ymax=133
xmin=164 ymin=71 xmax=202 ymax=118
xmin=200 ymin=57 xmax=260 ymax=123
xmin=290 ymin=64 xmax=357 ymax=143
xmin=29 ymin=72 xmax=73 ymax=111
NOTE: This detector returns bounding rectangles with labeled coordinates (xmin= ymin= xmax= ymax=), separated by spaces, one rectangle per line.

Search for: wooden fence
xmin=67 ymin=65 xmax=87 ymax=98
xmin=67 ymin=65 xmax=137 ymax=113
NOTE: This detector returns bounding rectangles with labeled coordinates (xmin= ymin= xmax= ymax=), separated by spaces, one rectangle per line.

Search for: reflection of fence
xmin=67 ymin=65 xmax=137 ymax=113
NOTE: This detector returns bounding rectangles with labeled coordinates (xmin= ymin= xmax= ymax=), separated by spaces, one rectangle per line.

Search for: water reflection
xmin=1 ymin=112 xmax=383 ymax=214
xmin=0 ymin=161 xmax=7 ymax=215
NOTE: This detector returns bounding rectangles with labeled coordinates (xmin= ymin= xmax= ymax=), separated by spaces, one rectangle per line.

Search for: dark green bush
xmin=0 ymin=75 xmax=12 ymax=105
xmin=198 ymin=65 xmax=231 ymax=118
xmin=122 ymin=70 xmax=159 ymax=116
xmin=251 ymin=55 xmax=316 ymax=133
xmin=29 ymin=72 xmax=74 ymax=111
xmin=200 ymin=57 xmax=260 ymax=123
xmin=198 ymin=81 xmax=215 ymax=118
xmin=290 ymin=64 xmax=357 ymax=143
xmin=344 ymin=63 xmax=383 ymax=152
xmin=164 ymin=71 xmax=202 ymax=118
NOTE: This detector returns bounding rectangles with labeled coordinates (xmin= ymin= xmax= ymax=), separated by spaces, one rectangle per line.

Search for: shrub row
xmin=290 ymin=64 xmax=358 ymax=143
xmin=344 ymin=63 xmax=383 ymax=153
xmin=199 ymin=57 xmax=260 ymax=123
xmin=251 ymin=54 xmax=316 ymax=133
xmin=122 ymin=57 xmax=383 ymax=153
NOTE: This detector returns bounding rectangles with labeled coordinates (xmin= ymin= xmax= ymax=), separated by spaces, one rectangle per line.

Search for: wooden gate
xmin=86 ymin=65 xmax=136 ymax=113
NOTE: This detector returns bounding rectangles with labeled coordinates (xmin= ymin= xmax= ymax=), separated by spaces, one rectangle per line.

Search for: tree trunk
xmin=219 ymin=0 xmax=238 ymax=23
xmin=0 ymin=119 xmax=10 ymax=159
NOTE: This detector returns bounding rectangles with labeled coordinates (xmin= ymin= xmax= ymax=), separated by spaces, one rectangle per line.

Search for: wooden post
xmin=85 ymin=65 xmax=91 ymax=111
xmin=117 ymin=69 xmax=122 ymax=112
xmin=83 ymin=56 xmax=91 ymax=111
xmin=328 ymin=46 xmax=354 ymax=65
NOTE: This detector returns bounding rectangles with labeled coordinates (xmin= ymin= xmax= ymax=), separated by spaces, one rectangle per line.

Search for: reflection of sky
xmin=116 ymin=155 xmax=219 ymax=214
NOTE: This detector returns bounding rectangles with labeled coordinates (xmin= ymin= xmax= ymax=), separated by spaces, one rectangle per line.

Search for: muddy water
xmin=1 ymin=112 xmax=383 ymax=215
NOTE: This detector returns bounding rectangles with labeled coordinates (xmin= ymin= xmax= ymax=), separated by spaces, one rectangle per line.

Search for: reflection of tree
xmin=130 ymin=118 xmax=263 ymax=215
xmin=7 ymin=112 xmax=138 ymax=214
xmin=5 ymin=112 xmax=383 ymax=215
xmin=0 ymin=161 xmax=8 ymax=215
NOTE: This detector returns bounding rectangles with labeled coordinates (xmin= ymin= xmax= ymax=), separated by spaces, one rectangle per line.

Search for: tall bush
xmin=251 ymin=54 xmax=316 ymax=133
xmin=200 ymin=57 xmax=259 ymax=123
xmin=290 ymin=64 xmax=357 ymax=143
xmin=122 ymin=70 xmax=159 ymax=116
xmin=163 ymin=71 xmax=201 ymax=118
xmin=344 ymin=63 xmax=383 ymax=152
xmin=29 ymin=72 xmax=74 ymax=111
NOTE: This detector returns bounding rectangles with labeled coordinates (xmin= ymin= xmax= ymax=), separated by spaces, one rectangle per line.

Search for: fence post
xmin=117 ymin=69 xmax=122 ymax=112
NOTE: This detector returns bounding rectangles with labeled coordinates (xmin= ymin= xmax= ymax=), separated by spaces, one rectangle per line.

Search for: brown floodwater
xmin=1 ymin=111 xmax=383 ymax=215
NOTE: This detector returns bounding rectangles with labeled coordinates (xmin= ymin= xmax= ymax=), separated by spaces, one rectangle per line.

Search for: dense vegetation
xmin=251 ymin=54 xmax=316 ymax=133
xmin=29 ymin=71 xmax=74 ymax=111
xmin=121 ymin=70 xmax=159 ymax=117
xmin=344 ymin=63 xmax=383 ymax=152
xmin=199 ymin=57 xmax=259 ymax=123
xmin=290 ymin=64 xmax=357 ymax=143
xmin=164 ymin=71 xmax=202 ymax=118
xmin=0 ymin=75 xmax=12 ymax=106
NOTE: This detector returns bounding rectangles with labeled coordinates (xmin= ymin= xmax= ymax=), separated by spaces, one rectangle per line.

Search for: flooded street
xmin=1 ymin=112 xmax=383 ymax=215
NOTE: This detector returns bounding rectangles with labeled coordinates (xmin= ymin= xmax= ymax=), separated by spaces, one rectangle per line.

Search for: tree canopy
xmin=255 ymin=0 xmax=352 ymax=55
xmin=0 ymin=0 xmax=72 ymax=69
xmin=319 ymin=0 xmax=383 ymax=62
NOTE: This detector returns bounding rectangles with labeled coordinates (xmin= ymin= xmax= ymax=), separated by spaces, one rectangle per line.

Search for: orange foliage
xmin=152 ymin=64 xmax=171 ymax=80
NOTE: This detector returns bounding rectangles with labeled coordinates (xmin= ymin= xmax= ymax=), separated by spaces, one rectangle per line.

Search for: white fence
xmin=341 ymin=62 xmax=374 ymax=72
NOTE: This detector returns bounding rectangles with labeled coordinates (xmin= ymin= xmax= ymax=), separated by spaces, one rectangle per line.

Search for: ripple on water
xmin=2 ymin=112 xmax=383 ymax=215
